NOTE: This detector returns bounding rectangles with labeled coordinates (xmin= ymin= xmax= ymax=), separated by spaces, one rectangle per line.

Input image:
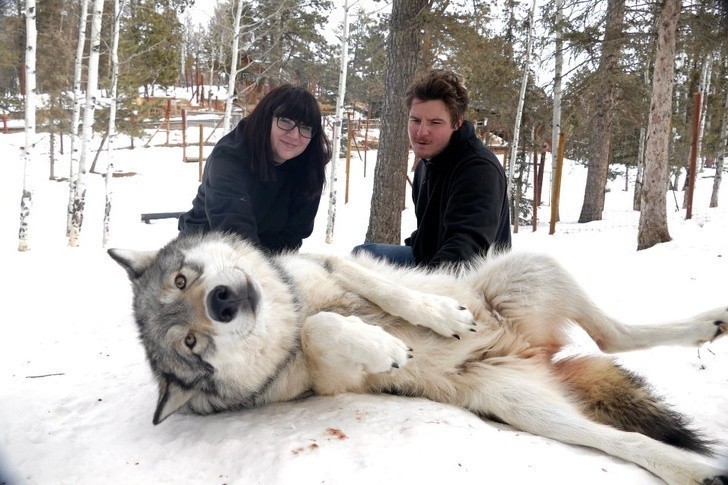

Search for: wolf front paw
xmin=339 ymin=316 xmax=412 ymax=374
xmin=406 ymin=294 xmax=477 ymax=339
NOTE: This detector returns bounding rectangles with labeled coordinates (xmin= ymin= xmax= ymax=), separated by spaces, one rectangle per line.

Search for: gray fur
xmin=109 ymin=232 xmax=728 ymax=485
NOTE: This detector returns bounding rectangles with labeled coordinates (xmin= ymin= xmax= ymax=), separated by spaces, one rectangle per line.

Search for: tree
xmin=222 ymin=0 xmax=246 ymax=133
xmin=507 ymin=0 xmax=537 ymax=197
xmin=710 ymin=60 xmax=727 ymax=208
xmin=365 ymin=0 xmax=430 ymax=244
xmin=69 ymin=0 xmax=104 ymax=247
xmin=18 ymin=0 xmax=37 ymax=252
xmin=66 ymin=0 xmax=89 ymax=235
xmin=103 ymin=0 xmax=124 ymax=247
xmin=637 ymin=0 xmax=681 ymax=250
xmin=325 ymin=0 xmax=351 ymax=243
xmin=578 ymin=0 xmax=626 ymax=223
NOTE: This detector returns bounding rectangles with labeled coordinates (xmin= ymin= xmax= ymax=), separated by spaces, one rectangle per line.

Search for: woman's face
xmin=270 ymin=116 xmax=312 ymax=164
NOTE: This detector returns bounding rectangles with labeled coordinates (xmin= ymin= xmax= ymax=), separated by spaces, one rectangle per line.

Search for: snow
xmin=1 ymin=125 xmax=727 ymax=485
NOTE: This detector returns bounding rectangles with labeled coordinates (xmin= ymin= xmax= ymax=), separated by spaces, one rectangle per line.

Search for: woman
xmin=178 ymin=85 xmax=331 ymax=252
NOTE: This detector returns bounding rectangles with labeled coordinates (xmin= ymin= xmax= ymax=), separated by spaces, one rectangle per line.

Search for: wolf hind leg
xmin=301 ymin=312 xmax=411 ymax=395
xmin=472 ymin=252 xmax=727 ymax=352
xmin=460 ymin=360 xmax=724 ymax=485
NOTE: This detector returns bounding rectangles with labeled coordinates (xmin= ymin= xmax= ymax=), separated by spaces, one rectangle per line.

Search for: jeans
xmin=352 ymin=243 xmax=415 ymax=267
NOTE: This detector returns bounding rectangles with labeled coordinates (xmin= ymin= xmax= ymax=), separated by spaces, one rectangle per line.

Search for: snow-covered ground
xmin=1 ymin=126 xmax=727 ymax=484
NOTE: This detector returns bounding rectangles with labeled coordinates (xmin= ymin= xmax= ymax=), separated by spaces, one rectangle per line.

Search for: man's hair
xmin=405 ymin=69 xmax=468 ymax=126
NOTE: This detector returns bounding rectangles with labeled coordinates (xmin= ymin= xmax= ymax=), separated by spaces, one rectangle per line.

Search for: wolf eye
xmin=174 ymin=274 xmax=187 ymax=289
xmin=184 ymin=333 xmax=196 ymax=349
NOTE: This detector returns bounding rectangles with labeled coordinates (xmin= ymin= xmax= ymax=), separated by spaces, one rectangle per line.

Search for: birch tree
xmin=222 ymin=0 xmax=245 ymax=134
xmin=67 ymin=0 xmax=89 ymax=235
xmin=18 ymin=0 xmax=37 ymax=252
xmin=638 ymin=0 xmax=681 ymax=250
xmin=103 ymin=0 xmax=123 ymax=247
xmin=710 ymin=73 xmax=727 ymax=208
xmin=551 ymin=0 xmax=563 ymax=217
xmin=365 ymin=0 xmax=429 ymax=244
xmin=69 ymin=0 xmax=104 ymax=247
xmin=325 ymin=0 xmax=351 ymax=244
xmin=507 ymin=0 xmax=537 ymax=195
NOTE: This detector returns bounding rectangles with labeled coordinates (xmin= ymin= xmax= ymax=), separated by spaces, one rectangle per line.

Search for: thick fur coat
xmin=109 ymin=232 xmax=728 ymax=485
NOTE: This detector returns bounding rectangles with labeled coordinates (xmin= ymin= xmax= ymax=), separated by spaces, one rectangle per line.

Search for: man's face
xmin=408 ymin=98 xmax=462 ymax=160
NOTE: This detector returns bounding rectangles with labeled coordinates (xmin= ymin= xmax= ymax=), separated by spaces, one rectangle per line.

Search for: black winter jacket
xmin=404 ymin=121 xmax=511 ymax=267
xmin=178 ymin=119 xmax=320 ymax=252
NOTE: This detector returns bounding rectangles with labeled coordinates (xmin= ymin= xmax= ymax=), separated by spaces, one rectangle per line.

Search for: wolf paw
xmin=340 ymin=316 xmax=412 ymax=374
xmin=694 ymin=306 xmax=728 ymax=343
xmin=405 ymin=294 xmax=476 ymax=339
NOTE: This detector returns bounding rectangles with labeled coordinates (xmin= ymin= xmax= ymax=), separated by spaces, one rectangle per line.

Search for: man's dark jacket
xmin=405 ymin=121 xmax=511 ymax=267
xmin=178 ymin=119 xmax=320 ymax=252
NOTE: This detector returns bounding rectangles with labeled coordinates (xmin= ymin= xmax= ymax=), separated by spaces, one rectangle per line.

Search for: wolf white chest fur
xmin=109 ymin=232 xmax=728 ymax=485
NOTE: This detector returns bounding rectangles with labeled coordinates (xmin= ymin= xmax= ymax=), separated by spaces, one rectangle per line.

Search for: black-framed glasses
xmin=276 ymin=117 xmax=314 ymax=139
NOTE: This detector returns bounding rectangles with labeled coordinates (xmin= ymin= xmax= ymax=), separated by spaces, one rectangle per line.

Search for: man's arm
xmin=429 ymin=159 xmax=508 ymax=266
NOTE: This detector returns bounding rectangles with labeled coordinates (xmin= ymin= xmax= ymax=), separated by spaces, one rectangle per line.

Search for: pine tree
xmin=365 ymin=0 xmax=429 ymax=244
xmin=638 ymin=0 xmax=680 ymax=250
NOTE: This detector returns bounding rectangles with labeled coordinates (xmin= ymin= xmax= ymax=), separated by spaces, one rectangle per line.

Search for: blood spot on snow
xmin=326 ymin=427 xmax=348 ymax=440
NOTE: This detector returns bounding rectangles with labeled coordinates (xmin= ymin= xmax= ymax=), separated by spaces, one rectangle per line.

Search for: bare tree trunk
xmin=638 ymin=0 xmax=680 ymax=250
xmin=551 ymin=0 xmax=564 ymax=221
xmin=633 ymin=124 xmax=647 ymax=210
xmin=69 ymin=0 xmax=104 ymax=247
xmin=67 ymin=0 xmax=89 ymax=236
xmin=507 ymin=0 xmax=537 ymax=200
xmin=103 ymin=0 xmax=122 ymax=247
xmin=633 ymin=51 xmax=652 ymax=211
xmin=710 ymin=75 xmax=727 ymax=208
xmin=579 ymin=0 xmax=626 ymax=223
xmin=18 ymin=0 xmax=37 ymax=252
xmin=325 ymin=0 xmax=351 ymax=244
xmin=365 ymin=0 xmax=429 ymax=244
xmin=223 ymin=0 xmax=245 ymax=134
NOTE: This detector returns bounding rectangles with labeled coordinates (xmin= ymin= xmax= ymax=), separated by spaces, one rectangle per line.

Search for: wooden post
xmin=198 ymin=124 xmax=204 ymax=182
xmin=165 ymin=98 xmax=171 ymax=146
xmin=181 ymin=108 xmax=187 ymax=161
xmin=364 ymin=116 xmax=369 ymax=177
xmin=345 ymin=112 xmax=352 ymax=203
xmin=686 ymin=91 xmax=702 ymax=220
xmin=1 ymin=113 xmax=7 ymax=134
xmin=549 ymin=132 xmax=566 ymax=235
xmin=532 ymin=146 xmax=539 ymax=232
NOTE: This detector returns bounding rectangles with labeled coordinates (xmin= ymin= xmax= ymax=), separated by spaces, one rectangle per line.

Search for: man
xmin=355 ymin=69 xmax=511 ymax=267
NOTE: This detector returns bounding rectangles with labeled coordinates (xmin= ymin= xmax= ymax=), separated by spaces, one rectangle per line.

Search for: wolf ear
xmin=153 ymin=377 xmax=195 ymax=425
xmin=107 ymin=248 xmax=159 ymax=280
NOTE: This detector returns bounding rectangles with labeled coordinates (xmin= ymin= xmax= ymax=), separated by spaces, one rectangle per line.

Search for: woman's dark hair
xmin=243 ymin=84 xmax=331 ymax=198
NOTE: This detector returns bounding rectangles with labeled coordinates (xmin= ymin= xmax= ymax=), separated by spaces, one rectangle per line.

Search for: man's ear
xmin=453 ymin=118 xmax=464 ymax=130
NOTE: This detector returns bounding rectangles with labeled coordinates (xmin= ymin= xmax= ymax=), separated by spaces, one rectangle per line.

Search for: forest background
xmin=0 ymin=0 xmax=726 ymax=250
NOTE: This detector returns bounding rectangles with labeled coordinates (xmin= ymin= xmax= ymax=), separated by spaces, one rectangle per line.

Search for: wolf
xmin=108 ymin=231 xmax=727 ymax=485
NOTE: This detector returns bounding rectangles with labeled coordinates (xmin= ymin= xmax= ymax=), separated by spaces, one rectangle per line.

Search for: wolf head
xmin=108 ymin=232 xmax=299 ymax=424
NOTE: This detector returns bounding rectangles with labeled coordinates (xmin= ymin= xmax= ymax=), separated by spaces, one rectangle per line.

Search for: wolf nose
xmin=207 ymin=285 xmax=240 ymax=322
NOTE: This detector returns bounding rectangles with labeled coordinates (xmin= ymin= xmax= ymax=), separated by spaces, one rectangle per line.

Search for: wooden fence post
xmin=686 ymin=91 xmax=702 ymax=220
xmin=198 ymin=124 xmax=204 ymax=182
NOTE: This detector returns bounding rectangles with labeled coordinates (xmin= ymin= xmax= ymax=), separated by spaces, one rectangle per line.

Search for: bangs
xmin=273 ymin=95 xmax=322 ymax=129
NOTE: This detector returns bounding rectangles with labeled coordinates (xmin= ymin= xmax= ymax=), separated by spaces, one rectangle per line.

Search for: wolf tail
xmin=554 ymin=355 xmax=714 ymax=455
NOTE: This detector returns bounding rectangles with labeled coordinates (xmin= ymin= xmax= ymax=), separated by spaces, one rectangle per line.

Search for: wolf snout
xmin=207 ymin=284 xmax=258 ymax=322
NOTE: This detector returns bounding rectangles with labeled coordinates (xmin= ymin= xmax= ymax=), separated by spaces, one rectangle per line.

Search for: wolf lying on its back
xmin=109 ymin=232 xmax=727 ymax=485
